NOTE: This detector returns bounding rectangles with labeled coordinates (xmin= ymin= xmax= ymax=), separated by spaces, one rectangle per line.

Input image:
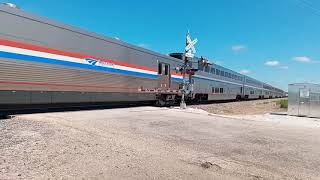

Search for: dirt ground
xmin=190 ymin=98 xmax=287 ymax=115
xmin=1 ymin=105 xmax=320 ymax=180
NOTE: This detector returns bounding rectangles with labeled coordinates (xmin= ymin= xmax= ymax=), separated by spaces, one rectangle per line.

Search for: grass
xmin=277 ymin=99 xmax=288 ymax=109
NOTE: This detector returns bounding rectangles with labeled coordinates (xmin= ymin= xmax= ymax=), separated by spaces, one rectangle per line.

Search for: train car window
xmin=198 ymin=65 xmax=204 ymax=71
xmin=205 ymin=66 xmax=210 ymax=73
xmin=164 ymin=64 xmax=169 ymax=76
xmin=212 ymin=87 xmax=215 ymax=93
xmin=210 ymin=68 xmax=215 ymax=74
xmin=216 ymin=69 xmax=220 ymax=75
xmin=221 ymin=71 xmax=224 ymax=76
xmin=158 ymin=63 xmax=162 ymax=75
xmin=215 ymin=88 xmax=220 ymax=94
xmin=220 ymin=88 xmax=224 ymax=94
xmin=228 ymin=73 xmax=232 ymax=78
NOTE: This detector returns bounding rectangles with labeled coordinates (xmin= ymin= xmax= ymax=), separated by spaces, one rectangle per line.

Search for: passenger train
xmin=0 ymin=4 xmax=285 ymax=111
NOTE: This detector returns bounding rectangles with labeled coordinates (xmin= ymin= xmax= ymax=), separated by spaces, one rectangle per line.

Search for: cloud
xmin=292 ymin=56 xmax=312 ymax=63
xmin=231 ymin=45 xmax=247 ymax=52
xmin=138 ymin=43 xmax=149 ymax=48
xmin=239 ymin=69 xmax=251 ymax=75
xmin=264 ymin=60 xmax=289 ymax=70
xmin=212 ymin=60 xmax=223 ymax=65
xmin=280 ymin=66 xmax=289 ymax=70
xmin=264 ymin=60 xmax=280 ymax=66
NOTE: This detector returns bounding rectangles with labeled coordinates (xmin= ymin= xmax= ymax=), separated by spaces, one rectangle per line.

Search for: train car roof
xmin=0 ymin=4 xmax=182 ymax=63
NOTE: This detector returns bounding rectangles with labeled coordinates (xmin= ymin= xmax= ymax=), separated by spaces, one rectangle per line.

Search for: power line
xmin=295 ymin=0 xmax=320 ymax=16
xmin=296 ymin=0 xmax=320 ymax=14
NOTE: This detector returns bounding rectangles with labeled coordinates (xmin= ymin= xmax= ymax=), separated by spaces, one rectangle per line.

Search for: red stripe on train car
xmin=0 ymin=38 xmax=157 ymax=72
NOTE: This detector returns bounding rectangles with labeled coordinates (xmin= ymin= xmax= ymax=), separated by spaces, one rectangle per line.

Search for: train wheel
xmin=155 ymin=99 xmax=166 ymax=107
xmin=155 ymin=94 xmax=176 ymax=107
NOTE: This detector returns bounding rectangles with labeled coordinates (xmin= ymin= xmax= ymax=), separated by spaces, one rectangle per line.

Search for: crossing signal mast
xmin=179 ymin=31 xmax=198 ymax=109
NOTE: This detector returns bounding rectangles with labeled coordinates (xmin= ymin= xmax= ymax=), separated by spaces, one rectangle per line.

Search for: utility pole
xmin=180 ymin=54 xmax=187 ymax=109
xmin=180 ymin=32 xmax=197 ymax=109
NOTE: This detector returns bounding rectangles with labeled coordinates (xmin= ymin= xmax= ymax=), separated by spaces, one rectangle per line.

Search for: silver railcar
xmin=0 ymin=4 xmax=285 ymax=110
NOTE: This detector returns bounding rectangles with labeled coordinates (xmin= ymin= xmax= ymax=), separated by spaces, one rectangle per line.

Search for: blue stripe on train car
xmin=0 ymin=51 xmax=158 ymax=79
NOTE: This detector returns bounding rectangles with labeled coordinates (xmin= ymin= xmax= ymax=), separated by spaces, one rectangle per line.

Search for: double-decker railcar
xmin=0 ymin=4 xmax=285 ymax=111
xmin=171 ymin=55 xmax=286 ymax=101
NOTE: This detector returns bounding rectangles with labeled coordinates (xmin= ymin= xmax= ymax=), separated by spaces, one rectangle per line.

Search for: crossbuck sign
xmin=185 ymin=33 xmax=198 ymax=58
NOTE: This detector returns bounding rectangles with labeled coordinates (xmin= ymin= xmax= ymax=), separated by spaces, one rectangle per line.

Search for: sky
xmin=5 ymin=0 xmax=320 ymax=91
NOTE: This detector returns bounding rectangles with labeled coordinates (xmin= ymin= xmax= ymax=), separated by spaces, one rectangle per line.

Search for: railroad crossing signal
xmin=180 ymin=31 xmax=198 ymax=109
xmin=185 ymin=33 xmax=198 ymax=58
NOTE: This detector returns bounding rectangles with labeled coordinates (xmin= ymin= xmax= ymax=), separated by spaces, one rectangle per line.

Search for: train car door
xmin=310 ymin=92 xmax=320 ymax=118
xmin=157 ymin=62 xmax=171 ymax=90
xmin=298 ymin=88 xmax=310 ymax=116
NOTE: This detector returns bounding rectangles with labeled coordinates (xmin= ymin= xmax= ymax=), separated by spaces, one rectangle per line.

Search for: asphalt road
xmin=1 ymin=107 xmax=319 ymax=179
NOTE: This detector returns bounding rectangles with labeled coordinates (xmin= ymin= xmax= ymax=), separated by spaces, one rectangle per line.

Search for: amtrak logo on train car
xmin=85 ymin=58 xmax=98 ymax=65
xmin=84 ymin=58 xmax=114 ymax=67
